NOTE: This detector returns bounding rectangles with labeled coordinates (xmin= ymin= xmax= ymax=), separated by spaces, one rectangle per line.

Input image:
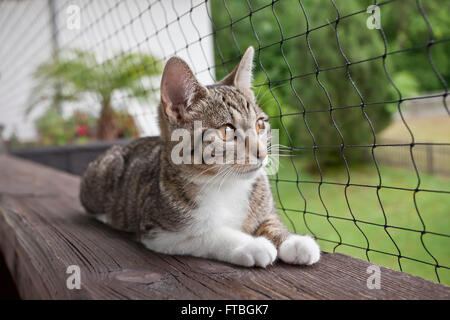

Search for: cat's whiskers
xmin=269 ymin=154 xmax=295 ymax=157
xmin=185 ymin=164 xmax=222 ymax=182
xmin=268 ymin=149 xmax=294 ymax=155
xmin=268 ymin=149 xmax=291 ymax=152
xmin=217 ymin=166 xmax=235 ymax=193
xmin=268 ymin=144 xmax=292 ymax=151
xmin=199 ymin=167 xmax=232 ymax=195
xmin=196 ymin=160 xmax=236 ymax=195
xmin=266 ymin=153 xmax=285 ymax=173
xmin=183 ymin=156 xmax=237 ymax=182
xmin=196 ymin=168 xmax=224 ymax=195
xmin=268 ymin=143 xmax=291 ymax=148
xmin=268 ymin=150 xmax=292 ymax=155
xmin=267 ymin=144 xmax=294 ymax=155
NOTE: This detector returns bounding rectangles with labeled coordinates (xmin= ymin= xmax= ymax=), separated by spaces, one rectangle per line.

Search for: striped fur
xmin=79 ymin=47 xmax=320 ymax=267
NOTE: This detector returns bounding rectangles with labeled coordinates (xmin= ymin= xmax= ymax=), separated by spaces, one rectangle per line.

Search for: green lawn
xmin=269 ymin=157 xmax=450 ymax=284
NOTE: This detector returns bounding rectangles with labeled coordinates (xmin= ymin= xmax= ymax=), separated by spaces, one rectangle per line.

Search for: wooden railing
xmin=0 ymin=154 xmax=448 ymax=299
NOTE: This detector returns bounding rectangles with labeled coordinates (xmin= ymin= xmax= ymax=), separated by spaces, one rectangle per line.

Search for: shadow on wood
xmin=0 ymin=154 xmax=448 ymax=299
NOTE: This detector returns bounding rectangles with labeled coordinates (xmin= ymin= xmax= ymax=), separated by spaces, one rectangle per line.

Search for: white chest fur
xmin=192 ymin=177 xmax=255 ymax=232
xmin=141 ymin=171 xmax=261 ymax=256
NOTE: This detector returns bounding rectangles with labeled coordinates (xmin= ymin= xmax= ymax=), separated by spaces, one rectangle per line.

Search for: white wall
xmin=0 ymin=0 xmax=214 ymax=140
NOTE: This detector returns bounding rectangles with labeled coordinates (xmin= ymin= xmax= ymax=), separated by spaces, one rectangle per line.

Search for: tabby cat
xmin=80 ymin=47 xmax=320 ymax=267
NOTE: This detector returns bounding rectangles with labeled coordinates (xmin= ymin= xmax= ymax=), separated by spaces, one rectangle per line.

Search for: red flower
xmin=76 ymin=125 xmax=88 ymax=136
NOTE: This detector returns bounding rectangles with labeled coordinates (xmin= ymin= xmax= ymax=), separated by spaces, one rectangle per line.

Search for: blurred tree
xmin=382 ymin=0 xmax=449 ymax=94
xmin=28 ymin=50 xmax=161 ymax=140
xmin=211 ymin=0 xmax=449 ymax=166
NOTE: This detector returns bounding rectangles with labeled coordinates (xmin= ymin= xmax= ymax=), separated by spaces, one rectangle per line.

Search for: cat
xmin=79 ymin=46 xmax=320 ymax=267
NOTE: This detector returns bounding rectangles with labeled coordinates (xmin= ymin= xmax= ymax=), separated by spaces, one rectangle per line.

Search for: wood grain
xmin=0 ymin=154 xmax=448 ymax=299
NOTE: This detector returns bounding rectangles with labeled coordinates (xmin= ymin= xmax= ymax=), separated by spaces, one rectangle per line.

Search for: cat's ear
xmin=160 ymin=57 xmax=208 ymax=123
xmin=218 ymin=46 xmax=254 ymax=96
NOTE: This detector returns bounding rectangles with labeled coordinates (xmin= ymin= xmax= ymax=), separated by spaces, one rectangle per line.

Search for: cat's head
xmin=159 ymin=47 xmax=270 ymax=180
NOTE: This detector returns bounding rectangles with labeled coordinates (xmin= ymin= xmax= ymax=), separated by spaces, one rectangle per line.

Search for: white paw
xmin=279 ymin=235 xmax=320 ymax=265
xmin=231 ymin=237 xmax=277 ymax=268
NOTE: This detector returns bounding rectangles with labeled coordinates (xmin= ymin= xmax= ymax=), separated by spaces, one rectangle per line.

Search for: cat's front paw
xmin=231 ymin=237 xmax=277 ymax=268
xmin=279 ymin=235 xmax=320 ymax=265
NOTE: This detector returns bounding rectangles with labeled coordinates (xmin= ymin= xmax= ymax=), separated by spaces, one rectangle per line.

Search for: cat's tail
xmin=79 ymin=145 xmax=124 ymax=215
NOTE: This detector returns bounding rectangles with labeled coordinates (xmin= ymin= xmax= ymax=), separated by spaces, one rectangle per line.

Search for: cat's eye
xmin=218 ymin=124 xmax=235 ymax=141
xmin=256 ymin=119 xmax=266 ymax=134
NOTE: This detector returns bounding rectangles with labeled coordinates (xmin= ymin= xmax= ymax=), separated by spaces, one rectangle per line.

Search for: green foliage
xmin=382 ymin=0 xmax=450 ymax=93
xmin=211 ymin=0 xmax=449 ymax=166
xmin=28 ymin=49 xmax=162 ymax=140
xmin=35 ymin=108 xmax=76 ymax=146
xmin=29 ymin=50 xmax=161 ymax=108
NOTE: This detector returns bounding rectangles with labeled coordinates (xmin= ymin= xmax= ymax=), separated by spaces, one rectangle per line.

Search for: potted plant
xmin=27 ymin=49 xmax=161 ymax=140
xmin=9 ymin=49 xmax=161 ymax=174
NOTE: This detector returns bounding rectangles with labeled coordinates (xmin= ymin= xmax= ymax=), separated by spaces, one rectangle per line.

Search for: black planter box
xmin=9 ymin=139 xmax=133 ymax=176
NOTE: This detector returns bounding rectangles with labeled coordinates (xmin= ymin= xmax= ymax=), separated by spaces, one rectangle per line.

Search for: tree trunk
xmin=97 ymin=98 xmax=117 ymax=141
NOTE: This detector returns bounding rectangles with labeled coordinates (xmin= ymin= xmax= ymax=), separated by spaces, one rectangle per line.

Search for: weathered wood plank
xmin=0 ymin=154 xmax=449 ymax=299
